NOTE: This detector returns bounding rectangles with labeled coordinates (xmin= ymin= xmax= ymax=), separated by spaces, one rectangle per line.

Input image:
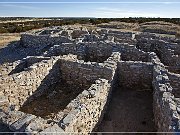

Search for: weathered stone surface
xmin=0 ymin=25 xmax=180 ymax=134
xmin=0 ymin=96 xmax=9 ymax=107
xmin=39 ymin=124 xmax=64 ymax=135
xmin=9 ymin=114 xmax=36 ymax=131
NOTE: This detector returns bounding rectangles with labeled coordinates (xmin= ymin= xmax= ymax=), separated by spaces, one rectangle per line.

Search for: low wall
xmin=57 ymin=53 xmax=120 ymax=133
xmin=117 ymin=61 xmax=153 ymax=89
xmin=59 ymin=79 xmax=111 ymax=133
xmin=0 ymin=57 xmax=61 ymax=110
xmin=20 ymin=78 xmax=112 ymax=134
xmin=44 ymin=42 xmax=149 ymax=63
xmin=168 ymin=72 xmax=180 ymax=98
xmin=8 ymin=56 xmax=51 ymax=75
xmin=60 ymin=52 xmax=121 ymax=88
xmin=20 ymin=34 xmax=72 ymax=48
xmin=44 ymin=43 xmax=86 ymax=59
xmin=0 ymin=53 xmax=120 ymax=133
xmin=85 ymin=42 xmax=112 ymax=62
xmin=150 ymin=52 xmax=180 ymax=133
xmin=116 ymin=43 xmax=150 ymax=62
xmin=0 ymin=60 xmax=23 ymax=76
xmin=136 ymin=37 xmax=180 ymax=68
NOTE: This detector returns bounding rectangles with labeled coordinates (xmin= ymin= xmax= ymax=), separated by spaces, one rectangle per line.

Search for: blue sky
xmin=0 ymin=0 xmax=180 ymax=18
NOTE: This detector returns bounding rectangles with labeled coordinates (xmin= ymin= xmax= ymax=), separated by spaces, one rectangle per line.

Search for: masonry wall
xmin=136 ymin=37 xmax=180 ymax=69
xmin=85 ymin=42 xmax=112 ymax=62
xmin=58 ymin=53 xmax=120 ymax=133
xmin=25 ymin=79 xmax=111 ymax=134
xmin=20 ymin=34 xmax=72 ymax=48
xmin=44 ymin=41 xmax=149 ymax=63
xmin=115 ymin=43 xmax=150 ymax=62
xmin=168 ymin=72 xmax=180 ymax=98
xmin=117 ymin=61 xmax=153 ymax=89
xmin=59 ymin=52 xmax=120 ymax=88
xmin=150 ymin=52 xmax=180 ymax=133
xmin=8 ymin=56 xmax=51 ymax=75
xmin=25 ymin=53 xmax=121 ymax=133
xmin=0 ymin=57 xmax=61 ymax=110
xmin=44 ymin=43 xmax=86 ymax=60
xmin=60 ymin=79 xmax=111 ymax=133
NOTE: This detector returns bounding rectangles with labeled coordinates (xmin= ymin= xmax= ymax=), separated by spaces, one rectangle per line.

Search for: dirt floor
xmin=20 ymin=80 xmax=88 ymax=119
xmin=97 ymin=87 xmax=156 ymax=133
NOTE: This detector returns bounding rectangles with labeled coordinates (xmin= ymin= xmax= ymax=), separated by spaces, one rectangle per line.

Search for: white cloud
xmin=92 ymin=7 xmax=161 ymax=18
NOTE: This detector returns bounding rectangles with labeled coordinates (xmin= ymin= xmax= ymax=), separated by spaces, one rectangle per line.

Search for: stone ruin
xmin=0 ymin=25 xmax=180 ymax=134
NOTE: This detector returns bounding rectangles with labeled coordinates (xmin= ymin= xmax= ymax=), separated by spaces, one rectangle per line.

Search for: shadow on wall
xmin=0 ymin=41 xmax=36 ymax=64
xmin=19 ymin=60 xmax=91 ymax=118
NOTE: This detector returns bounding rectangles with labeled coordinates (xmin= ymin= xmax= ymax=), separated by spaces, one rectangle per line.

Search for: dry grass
xmin=0 ymin=33 xmax=20 ymax=48
xmin=136 ymin=21 xmax=180 ymax=35
xmin=97 ymin=21 xmax=180 ymax=37
xmin=97 ymin=21 xmax=139 ymax=30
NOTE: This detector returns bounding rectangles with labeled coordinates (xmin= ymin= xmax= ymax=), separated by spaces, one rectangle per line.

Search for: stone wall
xmin=23 ymin=78 xmax=112 ymax=134
xmin=60 ymin=52 xmax=121 ymax=88
xmin=168 ymin=72 xmax=180 ymax=98
xmin=136 ymin=35 xmax=180 ymax=70
xmin=85 ymin=42 xmax=112 ymax=62
xmin=150 ymin=52 xmax=180 ymax=133
xmin=44 ymin=41 xmax=149 ymax=63
xmin=20 ymin=34 xmax=72 ymax=49
xmin=0 ymin=57 xmax=61 ymax=110
xmin=59 ymin=79 xmax=111 ymax=133
xmin=8 ymin=56 xmax=51 ymax=75
xmin=44 ymin=43 xmax=86 ymax=60
xmin=117 ymin=61 xmax=153 ymax=89
xmin=116 ymin=43 xmax=150 ymax=62
xmin=58 ymin=53 xmax=120 ymax=133
xmin=0 ymin=52 xmax=120 ymax=133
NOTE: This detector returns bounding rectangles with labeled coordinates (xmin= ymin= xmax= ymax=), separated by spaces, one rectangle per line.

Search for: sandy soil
xmin=20 ymin=80 xmax=88 ymax=119
xmin=97 ymin=87 xmax=156 ymax=134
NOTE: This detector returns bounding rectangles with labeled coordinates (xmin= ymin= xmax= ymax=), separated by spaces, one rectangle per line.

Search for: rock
xmin=9 ymin=114 xmax=36 ymax=131
xmin=63 ymin=113 xmax=76 ymax=125
xmin=39 ymin=124 xmax=64 ymax=135
xmin=0 ymin=96 xmax=9 ymax=107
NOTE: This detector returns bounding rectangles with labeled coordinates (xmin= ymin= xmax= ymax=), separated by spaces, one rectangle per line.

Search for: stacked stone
xmin=118 ymin=61 xmax=153 ymax=89
xmin=136 ymin=33 xmax=180 ymax=74
xmin=1 ymin=25 xmax=180 ymax=134
xmin=0 ymin=57 xmax=61 ymax=110
xmin=43 ymin=43 xmax=86 ymax=60
xmin=60 ymin=79 xmax=110 ymax=133
xmin=150 ymin=52 xmax=180 ymax=133
xmin=116 ymin=43 xmax=150 ymax=62
xmin=59 ymin=58 xmax=112 ymax=88
xmin=168 ymin=72 xmax=180 ymax=98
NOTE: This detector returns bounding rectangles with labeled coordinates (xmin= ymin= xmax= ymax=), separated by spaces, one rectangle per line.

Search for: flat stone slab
xmin=39 ymin=124 xmax=64 ymax=135
xmin=9 ymin=114 xmax=36 ymax=131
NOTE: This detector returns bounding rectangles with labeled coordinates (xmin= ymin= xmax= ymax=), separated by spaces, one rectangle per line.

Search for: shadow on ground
xmin=0 ymin=41 xmax=37 ymax=64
